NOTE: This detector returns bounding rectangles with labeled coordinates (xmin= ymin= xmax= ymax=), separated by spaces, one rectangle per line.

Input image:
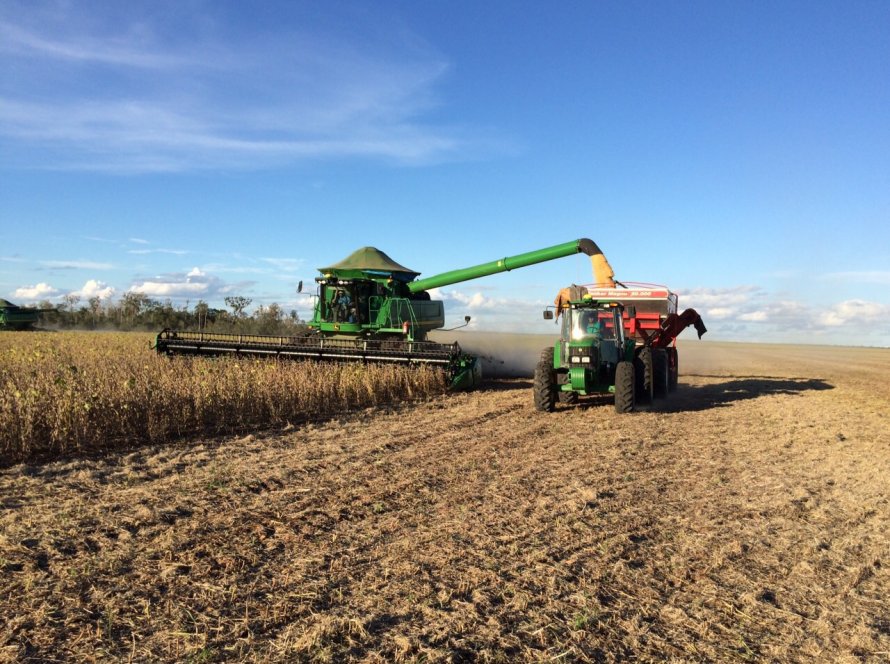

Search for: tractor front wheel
xmin=534 ymin=349 xmax=557 ymax=412
xmin=615 ymin=360 xmax=635 ymax=413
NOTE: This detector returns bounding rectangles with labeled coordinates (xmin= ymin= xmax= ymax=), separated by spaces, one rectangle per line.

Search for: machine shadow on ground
xmin=544 ymin=375 xmax=835 ymax=414
xmin=659 ymin=375 xmax=834 ymax=412
xmin=479 ymin=378 xmax=534 ymax=392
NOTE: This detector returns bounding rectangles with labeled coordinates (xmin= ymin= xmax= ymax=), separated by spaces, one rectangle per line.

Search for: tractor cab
xmin=559 ymin=300 xmax=630 ymax=372
xmin=538 ymin=296 xmax=638 ymax=413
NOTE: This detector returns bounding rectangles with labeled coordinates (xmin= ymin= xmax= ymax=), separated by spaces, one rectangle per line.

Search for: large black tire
xmin=653 ymin=349 xmax=669 ymax=399
xmin=558 ymin=390 xmax=579 ymax=404
xmin=534 ymin=348 xmax=557 ymax=412
xmin=635 ymin=347 xmax=654 ymax=405
xmin=668 ymin=347 xmax=679 ymax=391
xmin=614 ymin=361 xmax=635 ymax=413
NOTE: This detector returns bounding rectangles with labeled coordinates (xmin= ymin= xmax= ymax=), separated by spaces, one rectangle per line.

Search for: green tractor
xmin=534 ymin=284 xmax=706 ymax=413
xmin=535 ymin=289 xmax=641 ymax=413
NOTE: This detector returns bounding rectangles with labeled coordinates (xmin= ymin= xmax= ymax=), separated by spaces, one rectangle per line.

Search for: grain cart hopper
xmin=154 ymin=239 xmax=613 ymax=390
xmin=584 ymin=283 xmax=706 ymax=400
xmin=535 ymin=284 xmax=706 ymax=412
xmin=0 ymin=299 xmax=42 ymax=330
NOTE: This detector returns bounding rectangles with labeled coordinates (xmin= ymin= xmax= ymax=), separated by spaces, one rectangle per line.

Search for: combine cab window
xmin=324 ymin=286 xmax=358 ymax=323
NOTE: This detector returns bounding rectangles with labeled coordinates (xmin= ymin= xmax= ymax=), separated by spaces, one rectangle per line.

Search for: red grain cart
xmin=584 ymin=283 xmax=706 ymax=393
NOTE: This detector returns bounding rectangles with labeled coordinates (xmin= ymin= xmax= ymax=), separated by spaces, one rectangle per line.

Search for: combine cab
xmin=155 ymin=239 xmax=614 ymax=390
xmin=0 ymin=300 xmax=42 ymax=331
xmin=535 ymin=284 xmax=706 ymax=412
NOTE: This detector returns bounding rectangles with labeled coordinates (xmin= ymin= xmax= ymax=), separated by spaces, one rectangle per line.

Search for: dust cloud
xmin=430 ymin=330 xmax=556 ymax=378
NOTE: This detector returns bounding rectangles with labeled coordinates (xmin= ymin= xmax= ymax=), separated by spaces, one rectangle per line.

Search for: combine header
xmin=155 ymin=239 xmax=613 ymax=389
xmin=535 ymin=283 xmax=706 ymax=412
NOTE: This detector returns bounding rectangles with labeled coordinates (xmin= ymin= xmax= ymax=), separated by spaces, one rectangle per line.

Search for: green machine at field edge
xmin=0 ymin=300 xmax=42 ymax=330
xmin=154 ymin=239 xmax=612 ymax=389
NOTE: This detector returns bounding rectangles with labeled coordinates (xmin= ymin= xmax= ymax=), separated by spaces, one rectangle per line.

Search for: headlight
xmin=571 ymin=356 xmax=581 ymax=363
xmin=581 ymin=357 xmax=590 ymax=363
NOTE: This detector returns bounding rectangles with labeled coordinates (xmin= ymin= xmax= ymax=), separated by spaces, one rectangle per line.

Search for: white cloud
xmin=817 ymin=299 xmax=890 ymax=327
xmin=73 ymin=279 xmax=115 ymax=300
xmin=679 ymin=285 xmax=763 ymax=310
xmin=12 ymin=282 xmax=61 ymax=300
xmin=704 ymin=307 xmax=737 ymax=320
xmin=199 ymin=263 xmax=271 ymax=275
xmin=127 ymin=248 xmax=189 ymax=255
xmin=262 ymin=257 xmax=303 ymax=272
xmin=129 ymin=237 xmax=149 ymax=244
xmin=41 ymin=259 xmax=114 ymax=270
xmin=0 ymin=19 xmax=188 ymax=69
xmin=822 ymin=271 xmax=890 ymax=285
xmin=128 ymin=268 xmax=254 ymax=300
xmin=433 ymin=288 xmax=549 ymax=331
xmin=0 ymin=6 xmax=478 ymax=172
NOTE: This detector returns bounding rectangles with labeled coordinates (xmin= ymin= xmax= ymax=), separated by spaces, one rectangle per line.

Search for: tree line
xmin=27 ymin=293 xmax=308 ymax=335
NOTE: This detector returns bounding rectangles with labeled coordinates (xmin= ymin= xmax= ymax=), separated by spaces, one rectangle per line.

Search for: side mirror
xmin=297 ymin=280 xmax=303 ymax=294
xmin=543 ymin=310 xmax=554 ymax=320
xmin=464 ymin=315 xmax=471 ymax=324
xmin=625 ymin=305 xmax=636 ymax=317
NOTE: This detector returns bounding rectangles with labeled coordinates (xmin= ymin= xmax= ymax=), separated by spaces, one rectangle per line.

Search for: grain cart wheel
xmin=653 ymin=349 xmax=669 ymax=399
xmin=614 ymin=360 xmax=635 ymax=413
xmin=635 ymin=347 xmax=654 ymax=405
xmin=668 ymin=347 xmax=679 ymax=391
xmin=534 ymin=348 xmax=557 ymax=412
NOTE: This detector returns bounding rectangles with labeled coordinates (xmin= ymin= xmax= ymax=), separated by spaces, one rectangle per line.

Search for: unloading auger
xmin=154 ymin=239 xmax=612 ymax=389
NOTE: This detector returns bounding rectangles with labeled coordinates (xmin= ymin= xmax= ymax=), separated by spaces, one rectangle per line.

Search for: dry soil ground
xmin=1 ymin=339 xmax=889 ymax=663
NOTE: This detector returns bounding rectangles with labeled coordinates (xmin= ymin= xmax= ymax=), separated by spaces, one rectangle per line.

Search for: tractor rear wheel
xmin=653 ymin=349 xmax=669 ymax=398
xmin=635 ymin=348 xmax=654 ymax=405
xmin=668 ymin=347 xmax=678 ymax=391
xmin=615 ymin=360 xmax=635 ymax=413
xmin=534 ymin=348 xmax=557 ymax=412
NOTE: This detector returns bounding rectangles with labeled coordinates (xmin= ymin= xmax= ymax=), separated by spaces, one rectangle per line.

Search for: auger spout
xmin=407 ymin=238 xmax=613 ymax=293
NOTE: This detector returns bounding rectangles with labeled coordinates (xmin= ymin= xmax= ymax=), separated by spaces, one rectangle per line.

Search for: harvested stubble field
xmin=1 ymin=336 xmax=889 ymax=663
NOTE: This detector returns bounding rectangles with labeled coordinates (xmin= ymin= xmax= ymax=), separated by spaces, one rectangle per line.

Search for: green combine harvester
xmin=154 ymin=239 xmax=611 ymax=389
xmin=0 ymin=299 xmax=42 ymax=331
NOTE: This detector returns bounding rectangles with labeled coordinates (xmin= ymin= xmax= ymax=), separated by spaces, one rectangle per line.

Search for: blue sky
xmin=2 ymin=1 xmax=888 ymax=345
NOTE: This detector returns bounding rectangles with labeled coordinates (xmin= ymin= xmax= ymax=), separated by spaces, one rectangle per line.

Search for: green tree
xmin=224 ymin=296 xmax=252 ymax=318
